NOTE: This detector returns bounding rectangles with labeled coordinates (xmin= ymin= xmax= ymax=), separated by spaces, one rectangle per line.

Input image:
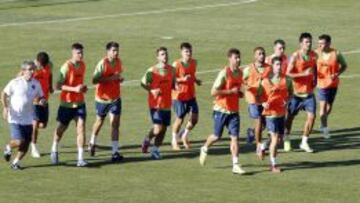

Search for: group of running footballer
xmin=1 ymin=32 xmax=347 ymax=174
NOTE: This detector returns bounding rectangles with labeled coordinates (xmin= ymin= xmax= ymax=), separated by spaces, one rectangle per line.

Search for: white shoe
xmin=31 ymin=145 xmax=41 ymax=158
xmin=299 ymin=142 xmax=314 ymax=153
xmin=76 ymin=160 xmax=88 ymax=167
xmin=232 ymin=164 xmax=246 ymax=175
xmin=283 ymin=138 xmax=292 ymax=152
xmin=199 ymin=146 xmax=207 ymax=166
xmin=322 ymin=127 xmax=331 ymax=139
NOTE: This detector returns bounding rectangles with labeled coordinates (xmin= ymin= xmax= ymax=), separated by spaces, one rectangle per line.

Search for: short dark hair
xmin=227 ymin=48 xmax=240 ymax=57
xmin=319 ymin=34 xmax=331 ymax=43
xmin=274 ymin=39 xmax=286 ymax=46
xmin=156 ymin=46 xmax=168 ymax=55
xmin=271 ymin=56 xmax=282 ymax=64
xmin=253 ymin=46 xmax=265 ymax=53
xmin=106 ymin=41 xmax=119 ymax=50
xmin=299 ymin=32 xmax=312 ymax=42
xmin=180 ymin=42 xmax=192 ymax=50
xmin=36 ymin=51 xmax=50 ymax=66
xmin=71 ymin=42 xmax=84 ymax=50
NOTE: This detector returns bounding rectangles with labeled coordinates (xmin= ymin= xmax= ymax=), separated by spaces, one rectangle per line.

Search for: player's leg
xmin=89 ymin=101 xmax=109 ymax=156
xmin=171 ymin=100 xmax=185 ymax=150
xmin=9 ymin=125 xmax=32 ymax=170
xmin=171 ymin=117 xmax=183 ymax=150
xmin=299 ymin=95 xmax=316 ymax=153
xmin=109 ymin=112 xmax=123 ymax=162
xmin=181 ymin=99 xmax=199 ymax=149
xmin=74 ymin=105 xmax=87 ymax=167
xmin=284 ymin=96 xmax=300 ymax=152
xmin=151 ymin=110 xmax=170 ymax=159
xmin=199 ymin=111 xmax=224 ymax=166
xmin=51 ymin=106 xmax=72 ymax=164
xmin=228 ymin=113 xmax=245 ymax=174
xmin=30 ymin=105 xmax=48 ymax=158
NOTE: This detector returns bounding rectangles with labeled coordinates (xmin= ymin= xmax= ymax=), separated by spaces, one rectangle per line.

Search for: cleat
xmin=232 ymin=164 xmax=246 ymax=175
xmin=88 ymin=143 xmax=96 ymax=157
xmin=256 ymin=145 xmax=265 ymax=160
xmin=10 ymin=163 xmax=22 ymax=170
xmin=141 ymin=139 xmax=150 ymax=154
xmin=171 ymin=141 xmax=181 ymax=151
xmin=270 ymin=165 xmax=281 ymax=173
xmin=199 ymin=146 xmax=207 ymax=166
xmin=182 ymin=136 xmax=191 ymax=149
xmin=322 ymin=127 xmax=331 ymax=139
xmin=76 ymin=160 xmax=88 ymax=167
xmin=111 ymin=152 xmax=124 ymax=162
xmin=3 ymin=150 xmax=11 ymax=162
xmin=50 ymin=151 xmax=59 ymax=165
xmin=283 ymin=138 xmax=292 ymax=152
xmin=299 ymin=142 xmax=314 ymax=153
xmin=150 ymin=149 xmax=161 ymax=160
xmin=31 ymin=146 xmax=41 ymax=158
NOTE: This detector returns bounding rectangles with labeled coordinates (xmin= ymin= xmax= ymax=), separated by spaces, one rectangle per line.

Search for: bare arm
xmin=1 ymin=91 xmax=9 ymax=120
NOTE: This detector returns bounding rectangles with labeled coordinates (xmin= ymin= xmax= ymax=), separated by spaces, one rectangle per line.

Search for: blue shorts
xmin=10 ymin=123 xmax=32 ymax=142
xmin=213 ymin=111 xmax=240 ymax=138
xmin=318 ymin=88 xmax=337 ymax=104
xmin=248 ymin=104 xmax=264 ymax=119
xmin=288 ymin=94 xmax=316 ymax=116
xmin=57 ymin=104 xmax=87 ymax=126
xmin=150 ymin=109 xmax=171 ymax=126
xmin=33 ymin=104 xmax=49 ymax=124
xmin=96 ymin=99 xmax=122 ymax=118
xmin=266 ymin=117 xmax=285 ymax=135
xmin=173 ymin=98 xmax=199 ymax=119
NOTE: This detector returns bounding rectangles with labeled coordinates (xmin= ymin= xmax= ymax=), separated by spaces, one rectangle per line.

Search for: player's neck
xmin=181 ymin=57 xmax=190 ymax=63
xmin=157 ymin=62 xmax=167 ymax=68
xmin=254 ymin=61 xmax=263 ymax=67
xmin=70 ymin=58 xmax=80 ymax=64
xmin=300 ymin=49 xmax=311 ymax=55
xmin=229 ymin=64 xmax=238 ymax=71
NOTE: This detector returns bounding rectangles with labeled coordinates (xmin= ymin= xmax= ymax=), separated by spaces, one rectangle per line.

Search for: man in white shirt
xmin=1 ymin=60 xmax=45 ymax=170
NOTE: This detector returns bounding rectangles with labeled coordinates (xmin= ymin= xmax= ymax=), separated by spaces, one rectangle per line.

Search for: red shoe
xmin=141 ymin=139 xmax=150 ymax=154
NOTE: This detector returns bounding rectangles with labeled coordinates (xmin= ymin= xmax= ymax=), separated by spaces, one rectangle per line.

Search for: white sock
xmin=90 ymin=134 xmax=96 ymax=145
xmin=302 ymin=136 xmax=308 ymax=144
xmin=183 ymin=128 xmax=190 ymax=138
xmin=112 ymin=141 xmax=119 ymax=154
xmin=78 ymin=147 xmax=84 ymax=161
xmin=232 ymin=156 xmax=239 ymax=165
xmin=5 ymin=144 xmax=11 ymax=153
xmin=323 ymin=127 xmax=329 ymax=134
xmin=12 ymin=158 xmax=19 ymax=165
xmin=202 ymin=146 xmax=208 ymax=153
xmin=51 ymin=142 xmax=58 ymax=153
xmin=270 ymin=156 xmax=276 ymax=166
xmin=31 ymin=143 xmax=37 ymax=149
xmin=172 ymin=132 xmax=178 ymax=143
xmin=260 ymin=141 xmax=267 ymax=150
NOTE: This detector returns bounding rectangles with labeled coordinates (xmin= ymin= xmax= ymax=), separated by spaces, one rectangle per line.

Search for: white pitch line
xmin=0 ymin=0 xmax=258 ymax=28
xmin=343 ymin=49 xmax=360 ymax=55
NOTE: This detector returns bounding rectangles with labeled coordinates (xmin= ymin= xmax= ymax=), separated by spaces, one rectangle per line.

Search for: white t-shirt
xmin=3 ymin=77 xmax=43 ymax=125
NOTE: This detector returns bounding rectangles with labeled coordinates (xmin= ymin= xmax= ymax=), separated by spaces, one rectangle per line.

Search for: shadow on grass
xmin=25 ymin=127 xmax=359 ymax=169
xmin=282 ymin=159 xmax=360 ymax=171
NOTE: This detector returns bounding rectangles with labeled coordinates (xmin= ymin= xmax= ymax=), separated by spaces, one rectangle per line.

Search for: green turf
xmin=0 ymin=0 xmax=359 ymax=202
